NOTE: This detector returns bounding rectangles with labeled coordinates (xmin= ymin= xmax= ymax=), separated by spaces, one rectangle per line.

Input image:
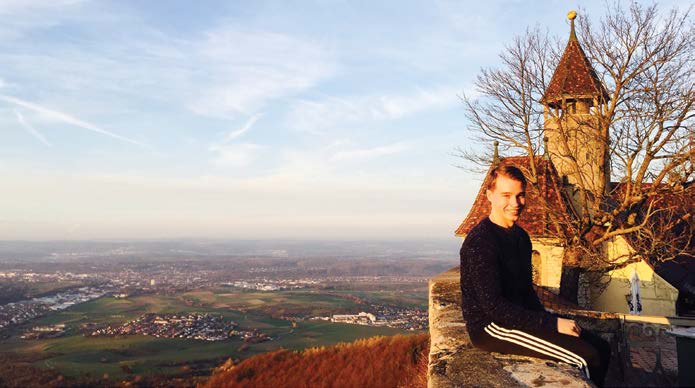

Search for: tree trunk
xmin=559 ymin=266 xmax=581 ymax=304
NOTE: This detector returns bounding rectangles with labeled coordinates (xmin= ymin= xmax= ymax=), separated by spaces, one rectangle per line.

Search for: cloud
xmin=207 ymin=114 xmax=265 ymax=167
xmin=0 ymin=0 xmax=89 ymax=40
xmin=208 ymin=142 xmax=265 ymax=167
xmin=14 ymin=109 xmax=51 ymax=146
xmin=221 ymin=114 xmax=261 ymax=143
xmin=186 ymin=29 xmax=335 ymax=118
xmin=0 ymin=94 xmax=146 ymax=147
xmin=2 ymin=18 xmax=335 ymax=123
xmin=0 ymin=0 xmax=85 ymax=13
xmin=231 ymin=139 xmax=410 ymax=186
xmin=286 ymin=86 xmax=459 ymax=133
xmin=330 ymin=142 xmax=410 ymax=162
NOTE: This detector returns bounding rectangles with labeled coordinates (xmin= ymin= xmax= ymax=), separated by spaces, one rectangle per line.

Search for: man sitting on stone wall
xmin=460 ymin=165 xmax=611 ymax=387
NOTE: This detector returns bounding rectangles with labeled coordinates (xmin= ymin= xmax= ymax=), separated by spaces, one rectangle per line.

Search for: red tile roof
xmin=454 ymin=156 xmax=573 ymax=238
xmin=610 ymin=182 xmax=695 ymax=256
xmin=543 ymin=32 xmax=609 ymax=106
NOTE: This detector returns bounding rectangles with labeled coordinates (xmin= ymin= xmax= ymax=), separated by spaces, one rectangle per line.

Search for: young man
xmin=460 ymin=165 xmax=610 ymax=386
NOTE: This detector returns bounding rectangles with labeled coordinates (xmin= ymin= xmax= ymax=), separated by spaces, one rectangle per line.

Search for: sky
xmin=0 ymin=0 xmax=683 ymax=240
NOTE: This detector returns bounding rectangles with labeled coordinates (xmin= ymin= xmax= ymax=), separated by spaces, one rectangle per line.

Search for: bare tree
xmin=460 ymin=2 xmax=694 ymax=302
xmin=457 ymin=27 xmax=558 ymax=179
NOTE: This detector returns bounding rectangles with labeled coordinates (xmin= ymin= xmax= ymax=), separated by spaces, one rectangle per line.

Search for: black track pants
xmin=470 ymin=322 xmax=611 ymax=387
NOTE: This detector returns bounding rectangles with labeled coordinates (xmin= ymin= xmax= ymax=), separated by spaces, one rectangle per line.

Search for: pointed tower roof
xmin=543 ymin=11 xmax=609 ymax=107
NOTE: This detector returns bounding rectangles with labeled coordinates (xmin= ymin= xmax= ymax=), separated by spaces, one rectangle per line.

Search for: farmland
xmin=0 ymin=287 xmax=415 ymax=380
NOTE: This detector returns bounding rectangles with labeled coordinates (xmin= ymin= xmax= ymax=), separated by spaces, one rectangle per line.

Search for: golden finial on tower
xmin=567 ymin=10 xmax=578 ymax=41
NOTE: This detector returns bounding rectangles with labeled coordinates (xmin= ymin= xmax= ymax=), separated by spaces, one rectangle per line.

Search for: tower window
xmin=566 ymin=102 xmax=576 ymax=114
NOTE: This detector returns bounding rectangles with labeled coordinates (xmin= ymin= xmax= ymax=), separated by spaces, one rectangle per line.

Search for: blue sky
xmin=0 ymin=0 xmax=680 ymax=240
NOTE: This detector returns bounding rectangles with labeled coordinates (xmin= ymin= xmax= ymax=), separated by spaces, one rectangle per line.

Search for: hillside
xmin=204 ymin=334 xmax=429 ymax=388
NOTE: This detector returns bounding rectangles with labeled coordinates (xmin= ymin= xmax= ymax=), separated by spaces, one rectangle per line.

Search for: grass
xmin=32 ymin=335 xmax=246 ymax=378
xmin=325 ymin=283 xmax=429 ymax=308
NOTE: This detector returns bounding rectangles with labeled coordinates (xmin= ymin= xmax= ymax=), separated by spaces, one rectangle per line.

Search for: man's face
xmin=486 ymin=174 xmax=526 ymax=228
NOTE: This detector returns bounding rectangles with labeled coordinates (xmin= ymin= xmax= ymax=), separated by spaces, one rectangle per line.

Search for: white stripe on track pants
xmin=469 ymin=322 xmax=611 ymax=387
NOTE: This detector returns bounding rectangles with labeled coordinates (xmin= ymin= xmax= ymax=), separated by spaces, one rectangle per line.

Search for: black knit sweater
xmin=460 ymin=217 xmax=557 ymax=336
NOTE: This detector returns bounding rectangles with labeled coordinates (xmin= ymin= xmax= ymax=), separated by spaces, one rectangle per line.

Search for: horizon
xmin=1 ymin=0 xmax=684 ymax=240
xmin=0 ymin=237 xmax=463 ymax=263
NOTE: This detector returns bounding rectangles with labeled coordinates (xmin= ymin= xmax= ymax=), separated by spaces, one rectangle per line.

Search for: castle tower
xmin=542 ymin=11 xmax=610 ymax=195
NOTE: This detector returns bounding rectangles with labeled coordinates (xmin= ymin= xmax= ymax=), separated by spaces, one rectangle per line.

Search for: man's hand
xmin=557 ymin=317 xmax=581 ymax=337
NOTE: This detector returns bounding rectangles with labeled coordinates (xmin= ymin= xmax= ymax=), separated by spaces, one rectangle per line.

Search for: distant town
xmin=87 ymin=313 xmax=268 ymax=342
xmin=0 ymin=285 xmax=108 ymax=331
xmin=313 ymin=306 xmax=427 ymax=330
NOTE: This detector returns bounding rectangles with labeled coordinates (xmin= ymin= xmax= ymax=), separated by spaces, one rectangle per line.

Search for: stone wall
xmin=428 ymin=267 xmax=627 ymax=388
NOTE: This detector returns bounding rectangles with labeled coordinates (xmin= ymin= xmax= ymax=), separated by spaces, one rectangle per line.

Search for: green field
xmin=0 ymin=288 xmax=414 ymax=380
xmin=325 ymin=284 xmax=428 ymax=308
xmin=181 ymin=288 xmax=366 ymax=317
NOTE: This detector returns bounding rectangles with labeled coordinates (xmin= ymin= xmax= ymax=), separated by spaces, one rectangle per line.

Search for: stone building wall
xmin=530 ymin=238 xmax=564 ymax=293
